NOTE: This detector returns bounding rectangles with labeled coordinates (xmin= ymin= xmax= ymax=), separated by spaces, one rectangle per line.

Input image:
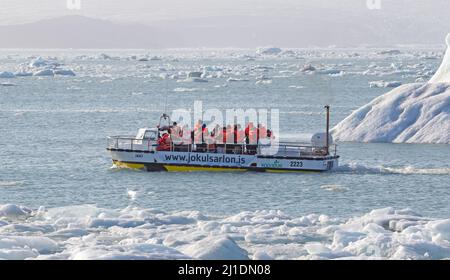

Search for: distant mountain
xmin=0 ymin=15 xmax=163 ymax=48
xmin=0 ymin=14 xmax=448 ymax=48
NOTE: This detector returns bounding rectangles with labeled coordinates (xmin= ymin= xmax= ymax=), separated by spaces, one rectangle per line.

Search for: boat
xmin=106 ymin=106 xmax=339 ymax=172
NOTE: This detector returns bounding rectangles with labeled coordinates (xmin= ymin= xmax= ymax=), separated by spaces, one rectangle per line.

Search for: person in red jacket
xmin=157 ymin=132 xmax=171 ymax=151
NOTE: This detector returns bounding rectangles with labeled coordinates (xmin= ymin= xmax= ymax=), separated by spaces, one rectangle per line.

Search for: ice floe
xmin=1 ymin=204 xmax=450 ymax=260
xmin=333 ymin=34 xmax=450 ymax=144
xmin=369 ymin=80 xmax=402 ymax=88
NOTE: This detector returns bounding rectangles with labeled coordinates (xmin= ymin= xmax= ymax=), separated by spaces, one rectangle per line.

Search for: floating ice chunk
xmin=33 ymin=69 xmax=54 ymax=76
xmin=53 ymin=69 xmax=76 ymax=76
xmin=0 ymin=204 xmax=32 ymax=219
xmin=127 ymin=189 xmax=138 ymax=201
xmin=255 ymin=78 xmax=272 ymax=85
xmin=256 ymin=47 xmax=282 ymax=56
xmin=0 ymin=71 xmax=15 ymax=78
xmin=377 ymin=50 xmax=402 ymax=55
xmin=301 ymin=64 xmax=316 ymax=72
xmin=320 ymin=185 xmax=349 ymax=192
xmin=317 ymin=69 xmax=342 ymax=75
xmin=181 ymin=236 xmax=249 ymax=260
xmin=369 ymin=80 xmax=402 ymax=88
xmin=288 ymin=85 xmax=305 ymax=89
xmin=177 ymin=77 xmax=208 ymax=83
xmin=173 ymin=87 xmax=199 ymax=92
xmin=150 ymin=56 xmax=162 ymax=61
xmin=187 ymin=71 xmax=203 ymax=78
xmin=227 ymin=77 xmax=249 ymax=82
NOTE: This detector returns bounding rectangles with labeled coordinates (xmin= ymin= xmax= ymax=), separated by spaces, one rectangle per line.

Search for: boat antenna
xmin=164 ymin=78 xmax=168 ymax=115
xmin=324 ymin=105 xmax=330 ymax=155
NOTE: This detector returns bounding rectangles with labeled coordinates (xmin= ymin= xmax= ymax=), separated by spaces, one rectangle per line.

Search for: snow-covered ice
xmin=1 ymin=204 xmax=450 ymax=260
xmin=333 ymin=34 xmax=450 ymax=144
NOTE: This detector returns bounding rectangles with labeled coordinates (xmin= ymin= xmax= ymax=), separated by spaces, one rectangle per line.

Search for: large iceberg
xmin=332 ymin=34 xmax=450 ymax=144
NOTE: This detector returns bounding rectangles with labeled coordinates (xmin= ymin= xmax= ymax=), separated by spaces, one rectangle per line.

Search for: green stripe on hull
xmin=112 ymin=160 xmax=325 ymax=173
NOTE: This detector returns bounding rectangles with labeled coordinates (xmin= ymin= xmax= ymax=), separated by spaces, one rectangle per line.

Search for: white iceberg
xmin=332 ymin=34 xmax=450 ymax=144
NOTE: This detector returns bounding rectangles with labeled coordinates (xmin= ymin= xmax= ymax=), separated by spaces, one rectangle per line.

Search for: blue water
xmin=1 ymin=49 xmax=449 ymax=219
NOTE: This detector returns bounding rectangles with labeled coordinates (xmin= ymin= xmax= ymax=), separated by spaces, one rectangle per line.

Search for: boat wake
xmin=335 ymin=162 xmax=450 ymax=175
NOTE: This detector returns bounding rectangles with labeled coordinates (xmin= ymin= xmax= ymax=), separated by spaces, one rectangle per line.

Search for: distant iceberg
xmin=256 ymin=47 xmax=282 ymax=56
xmin=0 ymin=71 xmax=15 ymax=78
xmin=332 ymin=34 xmax=450 ymax=144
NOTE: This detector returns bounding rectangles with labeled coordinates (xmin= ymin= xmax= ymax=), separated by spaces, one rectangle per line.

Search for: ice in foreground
xmin=332 ymin=34 xmax=450 ymax=144
xmin=1 ymin=204 xmax=450 ymax=260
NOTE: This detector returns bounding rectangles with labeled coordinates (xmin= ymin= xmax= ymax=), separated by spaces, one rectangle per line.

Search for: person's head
xmin=202 ymin=124 xmax=206 ymax=129
xmin=173 ymin=122 xmax=177 ymax=126
xmin=167 ymin=128 xmax=172 ymax=134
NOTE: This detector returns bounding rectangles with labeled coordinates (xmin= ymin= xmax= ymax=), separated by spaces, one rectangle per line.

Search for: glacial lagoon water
xmin=1 ymin=49 xmax=448 ymax=216
xmin=0 ymin=49 xmax=449 ymax=259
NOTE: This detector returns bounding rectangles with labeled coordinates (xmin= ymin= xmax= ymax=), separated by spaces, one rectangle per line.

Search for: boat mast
xmin=325 ymin=105 xmax=330 ymax=155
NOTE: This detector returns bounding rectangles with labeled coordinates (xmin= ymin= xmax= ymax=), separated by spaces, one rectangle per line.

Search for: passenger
xmin=182 ymin=124 xmax=192 ymax=151
xmin=196 ymin=124 xmax=209 ymax=152
xmin=258 ymin=124 xmax=267 ymax=142
xmin=235 ymin=124 xmax=245 ymax=154
xmin=225 ymin=125 xmax=234 ymax=153
xmin=246 ymin=122 xmax=258 ymax=154
xmin=193 ymin=120 xmax=203 ymax=144
xmin=171 ymin=122 xmax=182 ymax=145
xmin=236 ymin=124 xmax=245 ymax=144
xmin=222 ymin=127 xmax=227 ymax=144
xmin=245 ymin=122 xmax=257 ymax=144
xmin=215 ymin=127 xmax=225 ymax=153
xmin=156 ymin=132 xmax=171 ymax=151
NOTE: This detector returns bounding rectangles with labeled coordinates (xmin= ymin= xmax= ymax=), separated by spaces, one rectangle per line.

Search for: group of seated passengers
xmin=157 ymin=121 xmax=274 ymax=154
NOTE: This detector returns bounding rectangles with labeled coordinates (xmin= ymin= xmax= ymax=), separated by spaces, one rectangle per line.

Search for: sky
xmin=0 ymin=0 xmax=446 ymax=25
xmin=0 ymin=0 xmax=449 ymax=47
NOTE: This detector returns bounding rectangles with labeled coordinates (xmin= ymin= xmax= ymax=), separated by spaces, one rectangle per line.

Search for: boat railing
xmin=107 ymin=136 xmax=337 ymax=157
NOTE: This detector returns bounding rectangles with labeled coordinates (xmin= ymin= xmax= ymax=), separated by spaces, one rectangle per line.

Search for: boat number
xmin=290 ymin=161 xmax=303 ymax=167
xmin=135 ymin=154 xmax=143 ymax=158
